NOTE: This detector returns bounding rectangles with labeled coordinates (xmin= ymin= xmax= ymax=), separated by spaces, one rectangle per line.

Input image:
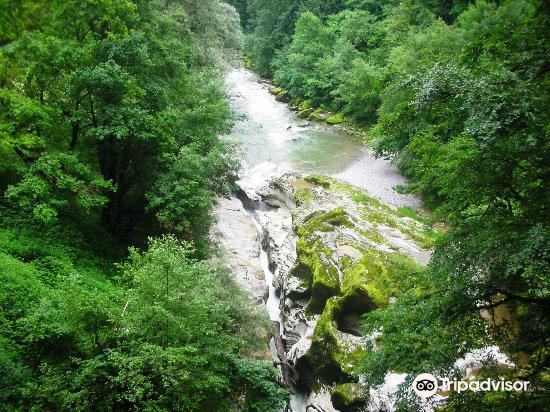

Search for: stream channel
xmin=214 ymin=68 xmax=421 ymax=411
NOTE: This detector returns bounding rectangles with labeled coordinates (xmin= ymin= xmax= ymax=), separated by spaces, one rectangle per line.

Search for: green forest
xmin=0 ymin=0 xmax=287 ymax=410
xmin=1 ymin=0 xmax=549 ymax=411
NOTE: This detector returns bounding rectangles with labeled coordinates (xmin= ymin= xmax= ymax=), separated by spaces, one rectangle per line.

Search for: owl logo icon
xmin=412 ymin=373 xmax=439 ymax=398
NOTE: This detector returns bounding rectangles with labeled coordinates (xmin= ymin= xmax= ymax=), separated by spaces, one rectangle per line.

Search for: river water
xmin=226 ymin=68 xmax=420 ymax=209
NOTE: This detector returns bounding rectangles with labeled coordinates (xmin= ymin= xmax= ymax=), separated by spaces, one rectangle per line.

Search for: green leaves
xmin=146 ymin=143 xmax=239 ymax=254
xmin=0 ymin=1 xmax=289 ymax=410
xmin=5 ymin=152 xmax=114 ymax=224
xmin=1 ymin=0 xmax=240 ymax=241
xmin=273 ymin=11 xmax=335 ymax=101
xmin=0 ymin=226 xmax=286 ymax=410
xmin=0 ymin=89 xmax=50 ymax=163
xmin=98 ymin=236 xmax=284 ymax=411
xmin=233 ymin=359 xmax=289 ymax=411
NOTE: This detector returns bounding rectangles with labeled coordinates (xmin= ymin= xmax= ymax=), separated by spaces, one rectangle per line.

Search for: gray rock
xmin=211 ymin=197 xmax=267 ymax=303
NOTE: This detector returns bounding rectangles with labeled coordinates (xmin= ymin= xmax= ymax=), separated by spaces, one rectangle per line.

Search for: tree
xmin=5 ymin=152 xmax=114 ymax=224
xmin=273 ymin=11 xmax=335 ymax=101
xmin=146 ymin=144 xmax=239 ymax=256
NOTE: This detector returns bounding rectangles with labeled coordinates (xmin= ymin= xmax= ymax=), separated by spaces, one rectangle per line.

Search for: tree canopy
xmin=0 ymin=1 xmax=288 ymax=410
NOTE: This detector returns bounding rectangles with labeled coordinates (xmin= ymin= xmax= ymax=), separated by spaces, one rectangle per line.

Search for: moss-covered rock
xmin=304 ymin=174 xmax=332 ymax=188
xmin=294 ymin=188 xmax=315 ymax=206
xmin=308 ymin=109 xmax=331 ymax=122
xmin=268 ymin=173 xmax=435 ymax=401
xmin=331 ymin=383 xmax=368 ymax=411
xmin=299 ymin=297 xmax=352 ymax=385
xmin=326 ymin=113 xmax=345 ymax=124
xmin=293 ymin=235 xmax=339 ymax=314
xmin=297 ymin=108 xmax=314 ymax=118
xmin=308 ymin=112 xmax=325 ymax=122
xmin=269 ymin=86 xmax=283 ymax=95
xmin=276 ymin=90 xmax=290 ymax=102
xmin=298 ymin=100 xmax=313 ymax=111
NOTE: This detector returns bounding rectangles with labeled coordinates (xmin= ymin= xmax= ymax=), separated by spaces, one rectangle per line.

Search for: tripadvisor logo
xmin=412 ymin=373 xmax=530 ymax=398
xmin=412 ymin=373 xmax=439 ymax=398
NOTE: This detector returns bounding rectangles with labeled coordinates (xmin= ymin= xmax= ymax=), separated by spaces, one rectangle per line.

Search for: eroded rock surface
xmin=255 ymin=173 xmax=436 ymax=411
xmin=212 ymin=172 xmax=436 ymax=411
xmin=211 ymin=196 xmax=267 ymax=303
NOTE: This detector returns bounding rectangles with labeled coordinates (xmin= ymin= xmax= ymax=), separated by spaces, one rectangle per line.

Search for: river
xmin=226 ymin=68 xmax=420 ymax=209
xmin=214 ymin=68 xmax=422 ymax=411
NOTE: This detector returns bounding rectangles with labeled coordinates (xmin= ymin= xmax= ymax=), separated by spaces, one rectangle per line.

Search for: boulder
xmin=232 ymin=172 xmax=435 ymax=410
xmin=326 ymin=113 xmax=345 ymax=124
xmin=276 ymin=90 xmax=290 ymax=102
xmin=297 ymin=108 xmax=314 ymax=119
xmin=269 ymin=86 xmax=283 ymax=95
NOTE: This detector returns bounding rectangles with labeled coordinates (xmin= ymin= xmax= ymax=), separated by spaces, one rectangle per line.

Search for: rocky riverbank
xmin=213 ymin=171 xmax=437 ymax=411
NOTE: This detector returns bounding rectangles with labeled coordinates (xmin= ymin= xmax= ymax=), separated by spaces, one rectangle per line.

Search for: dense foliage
xmin=1 ymin=0 xmax=241 ymax=251
xmin=0 ymin=227 xmax=287 ymax=410
xmin=241 ymin=0 xmax=550 ymax=409
xmin=0 ymin=0 xmax=288 ymax=410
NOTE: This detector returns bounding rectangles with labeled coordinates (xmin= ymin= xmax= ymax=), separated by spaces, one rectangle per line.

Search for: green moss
xmin=391 ymin=220 xmax=440 ymax=250
xmin=294 ymin=188 xmax=315 ymax=206
xmin=312 ymin=297 xmax=366 ymax=377
xmin=294 ymin=236 xmax=340 ymax=314
xmin=308 ymin=109 xmax=331 ymax=122
xmin=313 ymin=297 xmax=341 ymax=343
xmin=352 ymin=193 xmax=384 ymax=208
xmin=309 ymin=261 xmax=340 ymax=314
xmin=307 ymin=297 xmax=349 ymax=382
xmin=343 ymin=250 xmax=424 ymax=307
xmin=308 ymin=112 xmax=326 ymax=122
xmin=367 ymin=210 xmax=398 ymax=227
xmin=304 ymin=174 xmax=332 ymax=188
xmin=326 ymin=113 xmax=345 ymax=124
xmin=350 ymin=188 xmax=437 ymax=250
xmin=298 ymin=100 xmax=313 ymax=111
xmin=396 ymin=207 xmax=435 ymax=227
xmin=269 ymin=86 xmax=283 ymax=95
xmin=276 ymin=90 xmax=290 ymax=102
xmin=270 ymin=177 xmax=286 ymax=193
xmin=293 ymin=208 xmax=363 ymax=314
xmin=331 ymin=383 xmax=368 ymax=411
xmin=298 ymin=108 xmax=314 ymax=118
xmin=323 ymin=208 xmax=354 ymax=228
xmin=289 ymin=175 xmax=440 ymax=390
xmin=298 ymin=208 xmax=355 ymax=237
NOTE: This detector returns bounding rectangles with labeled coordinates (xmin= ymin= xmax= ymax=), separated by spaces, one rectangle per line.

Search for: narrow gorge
xmin=212 ymin=68 xmax=436 ymax=411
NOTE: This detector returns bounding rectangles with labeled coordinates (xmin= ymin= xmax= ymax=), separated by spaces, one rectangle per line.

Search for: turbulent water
xmin=226 ymin=68 xmax=420 ymax=209
xmin=227 ymin=69 xmax=362 ymax=175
